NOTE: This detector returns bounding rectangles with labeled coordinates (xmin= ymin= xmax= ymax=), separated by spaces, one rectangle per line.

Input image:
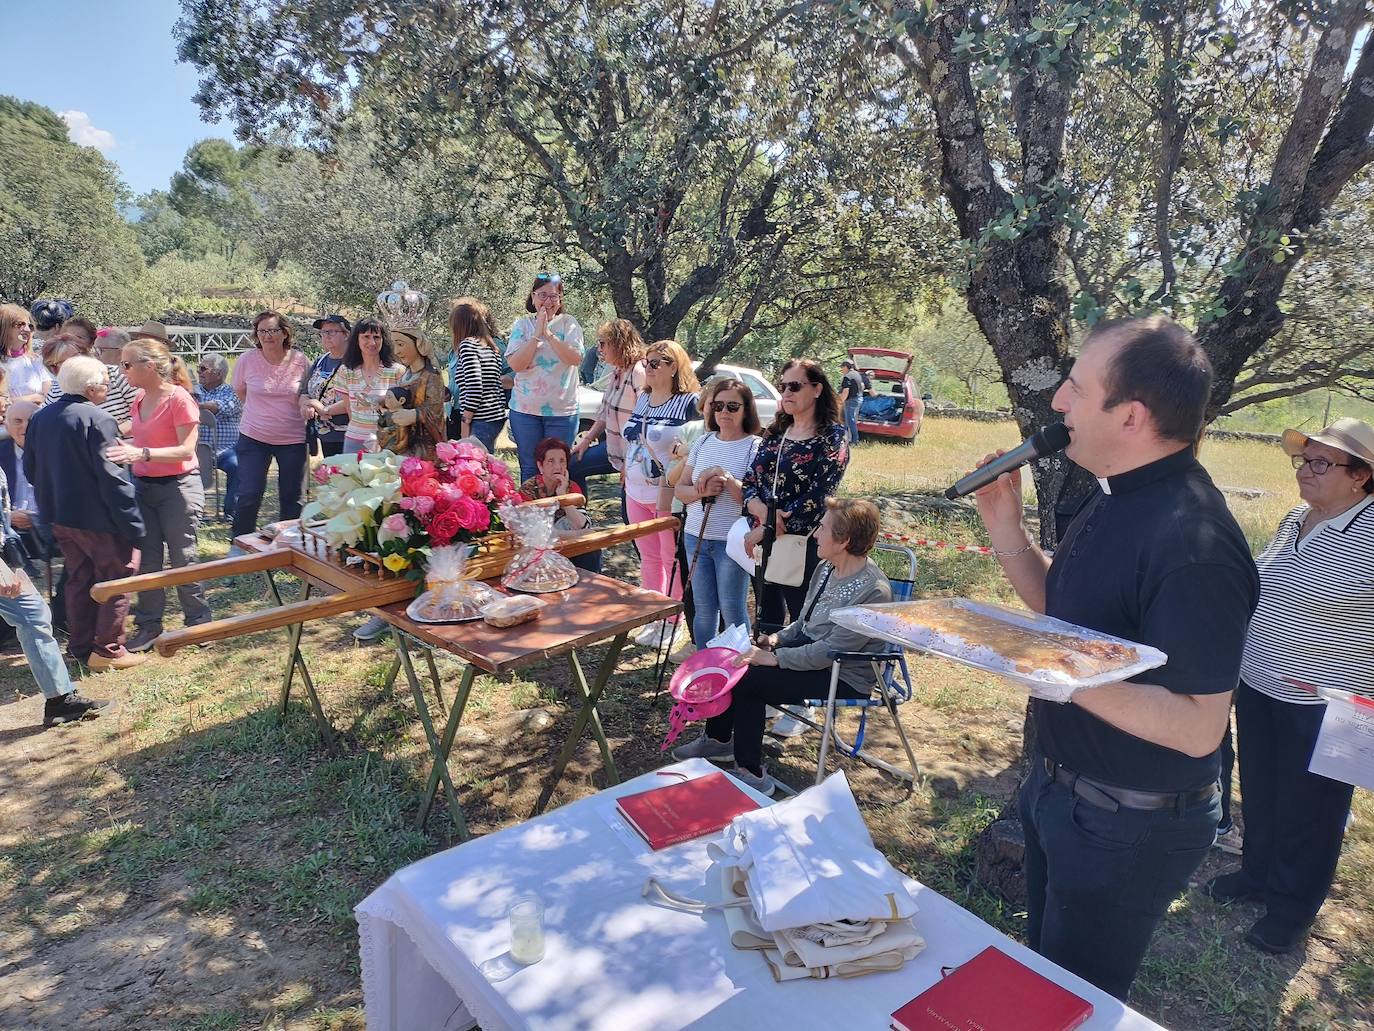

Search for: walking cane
xmin=652 ymin=496 xmax=714 ymax=700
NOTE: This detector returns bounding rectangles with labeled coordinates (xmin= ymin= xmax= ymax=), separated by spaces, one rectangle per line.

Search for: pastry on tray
xmin=841 ymin=599 xmax=1154 ymax=687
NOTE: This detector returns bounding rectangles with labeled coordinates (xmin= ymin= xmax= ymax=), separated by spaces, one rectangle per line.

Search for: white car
xmin=577 ymin=360 xmax=780 ymax=428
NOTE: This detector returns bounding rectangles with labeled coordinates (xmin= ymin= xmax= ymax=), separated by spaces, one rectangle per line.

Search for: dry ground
xmin=0 ymin=420 xmax=1369 ymax=1030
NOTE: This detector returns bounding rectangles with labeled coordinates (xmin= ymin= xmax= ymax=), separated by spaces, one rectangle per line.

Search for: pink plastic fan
xmin=661 ymin=647 xmax=748 ymax=750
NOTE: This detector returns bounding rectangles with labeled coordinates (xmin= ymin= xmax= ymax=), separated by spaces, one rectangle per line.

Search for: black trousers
xmin=703 ymin=663 xmax=865 ymax=774
xmin=1019 ymin=754 xmax=1220 ymax=1000
xmin=1234 ymin=681 xmax=1355 ymax=929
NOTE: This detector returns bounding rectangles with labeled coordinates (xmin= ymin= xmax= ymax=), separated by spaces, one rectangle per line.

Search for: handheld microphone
xmin=943 ymin=423 xmax=1071 ymax=500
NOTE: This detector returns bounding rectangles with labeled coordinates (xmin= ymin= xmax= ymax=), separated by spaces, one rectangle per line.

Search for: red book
xmin=891 ymin=946 xmax=1093 ymax=1031
xmin=616 ymin=772 xmax=760 ymax=850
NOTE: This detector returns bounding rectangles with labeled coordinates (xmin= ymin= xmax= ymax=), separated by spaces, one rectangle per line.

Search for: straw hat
xmin=1281 ymin=417 xmax=1374 ymax=466
xmin=130 ymin=320 xmax=172 ymax=345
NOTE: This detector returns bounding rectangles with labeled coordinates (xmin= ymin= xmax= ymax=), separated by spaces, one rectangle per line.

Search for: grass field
xmin=0 ymin=418 xmax=1368 ymax=1030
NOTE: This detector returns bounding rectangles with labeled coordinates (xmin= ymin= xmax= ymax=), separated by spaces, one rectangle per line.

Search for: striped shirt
xmin=622 ymin=391 xmax=699 ymax=505
xmin=1240 ymin=496 xmax=1374 ymax=704
xmin=45 ymin=364 xmax=138 ymax=426
xmin=456 ymin=337 xmax=508 ymax=422
xmin=684 ymin=432 xmax=760 ymax=540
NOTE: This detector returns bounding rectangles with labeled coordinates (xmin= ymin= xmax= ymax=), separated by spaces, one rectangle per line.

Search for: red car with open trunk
xmin=850 ymin=347 xmax=923 ymax=443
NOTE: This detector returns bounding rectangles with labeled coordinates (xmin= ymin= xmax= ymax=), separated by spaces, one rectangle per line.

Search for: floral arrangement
xmin=302 ymin=441 xmax=519 ymax=575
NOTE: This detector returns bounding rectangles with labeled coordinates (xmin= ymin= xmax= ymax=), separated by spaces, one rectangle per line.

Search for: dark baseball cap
xmin=312 ymin=314 xmax=352 ymax=331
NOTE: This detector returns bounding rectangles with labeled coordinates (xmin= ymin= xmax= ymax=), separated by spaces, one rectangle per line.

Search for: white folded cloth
xmin=774 ymin=918 xmax=925 ymax=969
xmin=708 ymin=770 xmax=920 ymax=932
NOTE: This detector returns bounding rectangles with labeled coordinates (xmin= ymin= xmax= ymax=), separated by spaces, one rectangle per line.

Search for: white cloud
xmin=59 ymin=111 xmax=116 ymax=153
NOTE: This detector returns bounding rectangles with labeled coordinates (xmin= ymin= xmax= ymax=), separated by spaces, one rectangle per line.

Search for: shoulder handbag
xmin=306 ymin=360 xmax=342 ymax=456
xmin=756 ymin=438 xmax=809 ymax=587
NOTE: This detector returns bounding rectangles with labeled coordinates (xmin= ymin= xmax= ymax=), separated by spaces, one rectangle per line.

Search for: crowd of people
xmin=0 ymin=289 xmax=1369 ymax=1004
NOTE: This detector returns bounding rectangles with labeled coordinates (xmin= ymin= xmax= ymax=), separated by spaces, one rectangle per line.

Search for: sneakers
xmin=728 ymin=765 xmax=777 ymax=795
xmin=671 ymin=733 xmax=735 ymax=763
xmin=1203 ymin=871 xmax=1262 ymax=906
xmin=634 ymin=620 xmax=677 ymax=649
xmin=668 ymin=640 xmax=698 ymax=664
xmin=353 ymin=615 xmax=391 ymax=643
xmin=767 ymin=706 xmax=816 ymax=739
xmin=125 ymin=626 xmax=161 ymax=654
xmin=44 ymin=692 xmax=115 ymax=726
xmin=1214 ymin=823 xmax=1244 ymax=856
xmin=87 ymin=651 xmax=148 ymax=671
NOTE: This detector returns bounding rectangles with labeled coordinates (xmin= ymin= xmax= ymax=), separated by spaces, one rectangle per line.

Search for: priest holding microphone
xmin=968 ymin=317 xmax=1258 ymax=1000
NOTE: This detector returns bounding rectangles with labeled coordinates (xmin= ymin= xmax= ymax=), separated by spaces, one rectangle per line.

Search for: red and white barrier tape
xmin=879 ymin=531 xmax=995 ymax=556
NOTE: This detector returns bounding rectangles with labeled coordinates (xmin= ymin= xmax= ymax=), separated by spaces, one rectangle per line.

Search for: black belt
xmin=1043 ymin=757 xmax=1217 ymax=814
xmin=135 ymin=473 xmax=188 ymax=483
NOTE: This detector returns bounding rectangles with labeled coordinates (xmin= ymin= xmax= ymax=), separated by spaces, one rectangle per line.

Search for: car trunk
xmin=851 ymin=349 xmax=913 ymax=424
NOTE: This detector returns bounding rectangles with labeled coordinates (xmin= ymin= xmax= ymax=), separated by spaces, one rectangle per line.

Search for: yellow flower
xmin=383 ymin=553 xmax=411 ymax=572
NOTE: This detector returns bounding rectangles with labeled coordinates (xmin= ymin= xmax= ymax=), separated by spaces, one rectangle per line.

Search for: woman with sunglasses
xmin=104 ymin=339 xmax=213 ymax=653
xmin=229 ymin=311 xmax=311 ymax=543
xmin=506 ymin=273 xmax=584 ymax=482
xmin=623 ymin=340 xmax=701 ymax=648
xmin=0 ymin=304 xmax=51 ymax=411
xmin=1205 ymin=418 xmax=1374 ymax=955
xmin=674 ymin=378 xmax=762 ymax=650
xmin=570 ymin=319 xmax=646 ymax=496
xmin=742 ymin=358 xmax=849 ymax=628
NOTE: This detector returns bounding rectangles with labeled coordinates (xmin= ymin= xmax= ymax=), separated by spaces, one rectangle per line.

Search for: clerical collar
xmin=1099 ymin=446 xmax=1196 ymax=497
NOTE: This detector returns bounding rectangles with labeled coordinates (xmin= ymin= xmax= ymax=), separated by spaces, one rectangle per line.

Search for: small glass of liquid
xmin=508 ymin=895 xmax=545 ymax=964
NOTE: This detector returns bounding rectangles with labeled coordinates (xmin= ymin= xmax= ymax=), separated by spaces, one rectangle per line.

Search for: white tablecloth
xmin=356 ymin=759 xmax=1165 ymax=1031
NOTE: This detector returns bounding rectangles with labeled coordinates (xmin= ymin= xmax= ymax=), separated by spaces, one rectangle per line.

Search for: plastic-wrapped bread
xmin=482 ymin=594 xmax=546 ymax=628
xmin=406 ymin=545 xmax=498 ymax=623
xmin=499 ymin=502 xmax=579 ymax=593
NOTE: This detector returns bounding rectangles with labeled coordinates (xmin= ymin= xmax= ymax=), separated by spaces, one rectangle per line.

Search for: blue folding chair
xmin=804 ymin=542 xmax=920 ymax=786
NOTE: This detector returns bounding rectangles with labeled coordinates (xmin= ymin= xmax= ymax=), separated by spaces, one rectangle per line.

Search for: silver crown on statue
xmin=376 ymin=280 xmax=431 ymax=330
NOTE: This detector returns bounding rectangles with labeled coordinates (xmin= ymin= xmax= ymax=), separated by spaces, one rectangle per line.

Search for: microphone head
xmin=1034 ymin=423 xmax=1071 ymax=455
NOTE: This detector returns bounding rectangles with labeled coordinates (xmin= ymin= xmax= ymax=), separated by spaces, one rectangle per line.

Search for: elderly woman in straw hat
xmin=1205 ymin=417 xmax=1374 ymax=955
xmin=377 ymin=326 xmax=446 ymax=460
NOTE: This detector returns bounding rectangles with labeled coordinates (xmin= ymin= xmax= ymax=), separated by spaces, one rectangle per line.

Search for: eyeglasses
xmin=646 ymin=357 xmax=670 ymax=371
xmin=711 ymin=400 xmax=743 ymax=413
xmin=258 ymin=326 xmax=286 ymax=336
xmin=778 ymin=379 xmax=811 ymax=393
xmin=1292 ymin=455 xmax=1353 ymax=475
xmin=121 ymin=359 xmax=147 ymax=370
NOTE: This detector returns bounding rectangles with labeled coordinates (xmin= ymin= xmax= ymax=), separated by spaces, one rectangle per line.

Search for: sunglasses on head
xmin=711 ymin=400 xmax=743 ymax=413
xmin=778 ymin=379 xmax=811 ymax=393
xmin=535 ymin=272 xmax=562 ymax=285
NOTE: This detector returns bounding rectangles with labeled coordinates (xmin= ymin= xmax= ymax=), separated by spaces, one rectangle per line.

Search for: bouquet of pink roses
xmin=373 ymin=440 xmax=520 ymax=573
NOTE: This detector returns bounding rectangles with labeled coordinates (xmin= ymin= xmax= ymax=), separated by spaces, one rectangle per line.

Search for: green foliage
xmin=0 ymin=95 xmax=157 ymax=319
xmin=176 ymin=0 xmax=948 ymax=355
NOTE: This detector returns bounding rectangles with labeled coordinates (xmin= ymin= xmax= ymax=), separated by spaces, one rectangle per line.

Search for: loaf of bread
xmin=482 ymin=595 xmax=546 ymax=628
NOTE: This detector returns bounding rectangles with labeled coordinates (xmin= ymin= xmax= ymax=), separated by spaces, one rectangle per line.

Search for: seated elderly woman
xmin=672 ymin=497 xmax=892 ymax=794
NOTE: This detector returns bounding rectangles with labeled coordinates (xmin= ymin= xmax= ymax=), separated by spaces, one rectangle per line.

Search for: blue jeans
xmin=1018 ymin=753 xmax=1220 ymax=999
xmin=0 ymin=589 xmax=73 ymax=700
xmin=844 ymin=400 xmax=860 ymax=444
xmin=568 ymin=438 xmax=615 ymax=493
xmin=684 ymin=534 xmax=751 ymax=646
xmin=232 ymin=434 xmax=307 ymax=538
xmin=215 ymin=446 xmax=239 ymax=520
xmin=508 ymin=411 xmax=578 ymax=483
xmin=468 ymin=418 xmax=505 ymax=453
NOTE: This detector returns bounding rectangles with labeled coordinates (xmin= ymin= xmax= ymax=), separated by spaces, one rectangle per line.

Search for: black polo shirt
xmin=1039 ymin=447 xmax=1259 ymax=792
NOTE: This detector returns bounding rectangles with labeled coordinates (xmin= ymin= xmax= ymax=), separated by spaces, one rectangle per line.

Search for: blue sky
xmin=0 ymin=0 xmax=228 ymax=197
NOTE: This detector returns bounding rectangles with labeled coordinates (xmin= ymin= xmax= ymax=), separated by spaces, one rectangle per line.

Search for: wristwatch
xmin=141 ymin=447 xmax=151 ymax=463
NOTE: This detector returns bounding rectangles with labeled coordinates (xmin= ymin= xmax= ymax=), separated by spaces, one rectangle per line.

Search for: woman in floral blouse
xmin=742 ymin=357 xmax=849 ymax=627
